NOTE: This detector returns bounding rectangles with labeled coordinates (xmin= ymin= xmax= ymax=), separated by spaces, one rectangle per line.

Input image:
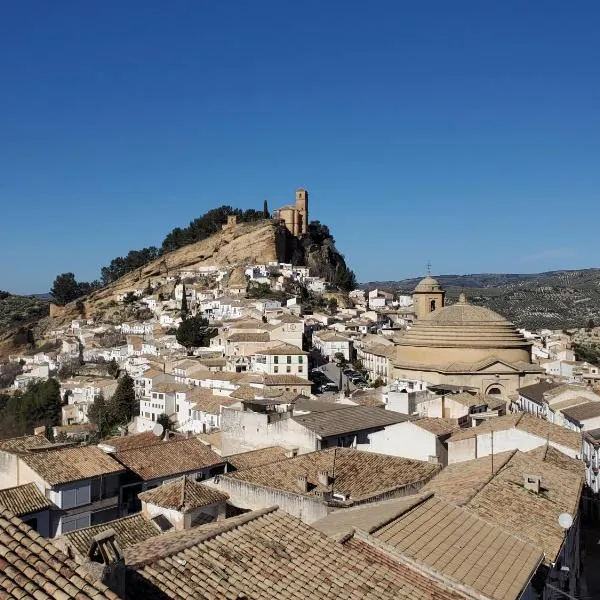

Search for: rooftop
xmin=0 ymin=482 xmax=55 ymax=516
xmin=517 ymin=381 xmax=561 ymax=405
xmin=292 ymin=405 xmax=408 ymax=438
xmin=412 ymin=417 xmax=461 ymax=437
xmin=100 ymin=430 xmax=184 ymax=453
xmin=127 ymin=507 xmax=465 ymax=600
xmin=227 ymin=332 xmax=270 ymax=343
xmin=448 ymin=412 xmax=582 ymax=452
xmin=256 ymin=343 xmax=307 ymax=355
xmin=225 ymin=446 xmax=289 ymax=471
xmin=0 ymin=434 xmax=52 ymax=454
xmin=20 ymin=446 xmax=125 ymax=486
xmin=0 ymin=507 xmax=119 ymax=599
xmin=115 ymin=438 xmax=224 ymax=481
xmin=561 ymin=401 xmax=600 ymax=424
xmin=224 ymin=447 xmax=439 ymax=502
xmin=466 ymin=450 xmax=584 ymax=563
xmin=371 ymin=495 xmax=543 ymax=600
xmin=138 ymin=477 xmax=229 ymax=512
xmin=59 ymin=514 xmax=161 ymax=558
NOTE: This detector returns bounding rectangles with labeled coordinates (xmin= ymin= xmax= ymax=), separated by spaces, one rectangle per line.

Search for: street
xmin=313 ymin=361 xmax=358 ymax=393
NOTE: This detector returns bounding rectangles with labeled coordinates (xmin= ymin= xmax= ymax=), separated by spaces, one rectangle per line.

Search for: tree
xmin=108 ymin=374 xmax=136 ymax=425
xmin=88 ymin=393 xmax=115 ymax=439
xmin=176 ymin=316 xmax=217 ymax=349
xmin=156 ymin=413 xmax=173 ymax=432
xmin=51 ymin=273 xmax=80 ymax=305
xmin=334 ymin=352 xmax=346 ymax=363
xmin=107 ymin=358 xmax=119 ymax=378
xmin=588 ymin=319 xmax=596 ymax=331
xmin=327 ymin=298 xmax=338 ymax=315
xmin=263 ymin=199 xmax=270 ymax=219
xmin=373 ymin=378 xmax=384 ymax=388
xmin=181 ymin=284 xmax=189 ymax=318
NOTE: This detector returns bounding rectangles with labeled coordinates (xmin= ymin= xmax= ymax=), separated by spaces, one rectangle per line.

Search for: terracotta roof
xmin=100 ymin=430 xmax=184 ymax=452
xmin=292 ymin=405 xmax=408 ymax=438
xmin=60 ymin=514 xmax=160 ymax=558
xmin=412 ymin=417 xmax=460 ymax=437
xmin=445 ymin=391 xmax=488 ymax=407
xmin=229 ymin=384 xmax=286 ymax=401
xmin=517 ymin=381 xmax=560 ymax=405
xmin=561 ymin=401 xmax=600 ymax=424
xmin=225 ymin=446 xmax=289 ymax=471
xmin=53 ymin=423 xmax=97 ymax=434
xmin=256 ymin=343 xmax=307 ymax=355
xmin=0 ymin=434 xmax=52 ymax=454
xmin=192 ymin=393 xmax=239 ymax=414
xmin=224 ymin=448 xmax=439 ymax=501
xmin=152 ymin=382 xmax=190 ymax=393
xmin=138 ymin=477 xmax=229 ymax=512
xmin=0 ymin=507 xmax=119 ymax=599
xmin=423 ymin=451 xmax=517 ymax=505
xmin=20 ymin=446 xmax=125 ymax=486
xmin=466 ymin=450 xmax=584 ymax=563
xmin=525 ymin=445 xmax=585 ymax=475
xmin=349 ymin=390 xmax=386 ymax=408
xmin=0 ymin=483 xmax=54 ymax=516
xmin=448 ymin=412 xmax=582 ymax=452
xmin=127 ymin=507 xmax=466 ymax=600
xmin=263 ymin=374 xmax=312 ymax=386
xmin=371 ymin=495 xmax=543 ymax=600
xmin=227 ymin=332 xmax=270 ymax=343
xmin=115 ymin=438 xmax=224 ymax=481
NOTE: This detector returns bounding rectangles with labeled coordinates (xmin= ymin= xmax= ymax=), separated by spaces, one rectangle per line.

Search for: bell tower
xmin=295 ymin=188 xmax=308 ymax=236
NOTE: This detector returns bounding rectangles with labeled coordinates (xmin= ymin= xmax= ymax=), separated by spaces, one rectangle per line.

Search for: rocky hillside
xmin=0 ymin=292 xmax=50 ymax=358
xmin=364 ymin=269 xmax=600 ymax=330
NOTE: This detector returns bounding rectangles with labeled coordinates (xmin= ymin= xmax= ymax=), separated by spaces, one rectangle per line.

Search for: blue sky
xmin=1 ymin=1 xmax=599 ymax=294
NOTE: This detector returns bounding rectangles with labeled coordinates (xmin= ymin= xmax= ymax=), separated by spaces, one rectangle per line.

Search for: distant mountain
xmin=362 ymin=269 xmax=600 ymax=330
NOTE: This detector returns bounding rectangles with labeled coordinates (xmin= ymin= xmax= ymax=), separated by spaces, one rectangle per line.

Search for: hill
xmin=363 ymin=269 xmax=600 ymax=330
xmin=0 ymin=292 xmax=50 ymax=357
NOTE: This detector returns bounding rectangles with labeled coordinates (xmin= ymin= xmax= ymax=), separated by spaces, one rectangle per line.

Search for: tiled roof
xmin=448 ymin=412 xmax=582 ymax=452
xmin=257 ymin=343 xmax=307 ymax=355
xmin=197 ymin=430 xmax=222 ymax=452
xmin=412 ymin=417 xmax=460 ymax=437
xmin=127 ymin=507 xmax=466 ymax=600
xmin=466 ymin=450 xmax=584 ymax=563
xmin=229 ymin=384 xmax=285 ymax=401
xmin=371 ymin=495 xmax=543 ymax=600
xmin=20 ymin=446 xmax=125 ymax=486
xmin=0 ymin=507 xmax=119 ymax=599
xmin=517 ymin=381 xmax=560 ymax=405
xmin=115 ymin=438 xmax=224 ymax=481
xmin=349 ymin=390 xmax=386 ymax=408
xmin=445 ymin=391 xmax=487 ymax=407
xmin=0 ymin=483 xmax=54 ymax=516
xmin=263 ymin=374 xmax=312 ymax=385
xmin=225 ymin=446 xmax=289 ymax=471
xmin=422 ymin=451 xmax=516 ymax=505
xmin=292 ymin=405 xmax=408 ymax=437
xmin=138 ymin=476 xmax=229 ymax=512
xmin=227 ymin=332 xmax=270 ymax=343
xmin=561 ymin=401 xmax=600 ymax=424
xmin=60 ymin=514 xmax=161 ymax=558
xmin=525 ymin=445 xmax=585 ymax=475
xmin=224 ymin=448 xmax=439 ymax=501
xmin=0 ymin=434 xmax=52 ymax=454
xmin=192 ymin=393 xmax=239 ymax=414
xmin=100 ymin=430 xmax=184 ymax=452
xmin=152 ymin=382 xmax=190 ymax=393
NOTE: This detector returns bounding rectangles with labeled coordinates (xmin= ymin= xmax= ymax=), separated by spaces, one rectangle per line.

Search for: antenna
xmin=426 ymin=261 xmax=432 ymax=276
xmin=331 ymin=447 xmax=337 ymax=498
xmin=490 ymin=428 xmax=494 ymax=475
xmin=152 ymin=423 xmax=164 ymax=437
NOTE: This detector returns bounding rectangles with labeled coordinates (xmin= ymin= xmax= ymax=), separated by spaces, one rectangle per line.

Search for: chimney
xmin=524 ymin=474 xmax=541 ymax=494
xmin=82 ymin=529 xmax=125 ymax=598
xmin=296 ymin=475 xmax=308 ymax=492
xmin=33 ymin=426 xmax=46 ymax=437
xmin=285 ymin=448 xmax=299 ymax=459
xmin=317 ymin=470 xmax=332 ymax=487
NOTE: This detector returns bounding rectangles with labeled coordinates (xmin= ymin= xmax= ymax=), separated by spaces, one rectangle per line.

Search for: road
xmin=313 ymin=361 xmax=358 ymax=393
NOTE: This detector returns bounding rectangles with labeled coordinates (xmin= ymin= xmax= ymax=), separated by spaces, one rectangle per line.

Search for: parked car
xmin=319 ymin=383 xmax=339 ymax=393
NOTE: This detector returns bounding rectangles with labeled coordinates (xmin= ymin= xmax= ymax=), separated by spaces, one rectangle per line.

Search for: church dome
xmin=414 ymin=276 xmax=443 ymax=293
xmin=395 ymin=295 xmax=532 ymax=366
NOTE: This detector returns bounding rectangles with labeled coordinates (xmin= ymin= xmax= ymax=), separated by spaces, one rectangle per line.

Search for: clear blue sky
xmin=1 ymin=1 xmax=599 ymax=294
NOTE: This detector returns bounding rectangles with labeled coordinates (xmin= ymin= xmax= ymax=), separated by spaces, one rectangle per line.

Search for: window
xmin=61 ymin=483 xmax=91 ymax=509
xmin=286 ymin=366 xmax=291 ymax=373
xmin=287 ymin=356 xmax=291 ymax=364
xmin=298 ymin=356 xmax=303 ymax=364
xmin=61 ymin=513 xmax=90 ymax=533
xmin=298 ymin=366 xmax=303 ymax=373
xmin=274 ymin=366 xmax=279 ymax=373
xmin=430 ymin=300 xmax=436 ymax=312
xmin=274 ymin=356 xmax=279 ymax=364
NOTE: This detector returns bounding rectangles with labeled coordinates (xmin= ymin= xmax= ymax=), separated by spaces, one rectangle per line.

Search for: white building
xmin=252 ymin=344 xmax=308 ymax=378
xmin=312 ymin=331 xmax=352 ymax=361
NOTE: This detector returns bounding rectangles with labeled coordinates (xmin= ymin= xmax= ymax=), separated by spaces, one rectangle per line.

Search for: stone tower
xmin=412 ymin=275 xmax=445 ymax=320
xmin=295 ymin=188 xmax=308 ymax=236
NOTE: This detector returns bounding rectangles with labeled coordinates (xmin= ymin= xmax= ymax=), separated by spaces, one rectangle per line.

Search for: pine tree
xmin=181 ymin=284 xmax=188 ymax=318
xmin=108 ymin=374 xmax=136 ymax=425
xmin=263 ymin=199 xmax=270 ymax=219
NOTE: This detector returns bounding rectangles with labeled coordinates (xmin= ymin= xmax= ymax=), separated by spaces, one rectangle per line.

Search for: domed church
xmin=392 ymin=277 xmax=543 ymax=396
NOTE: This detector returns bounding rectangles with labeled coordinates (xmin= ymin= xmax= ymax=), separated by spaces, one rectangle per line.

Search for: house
xmin=414 ymin=391 xmax=506 ymax=425
xmin=113 ymin=437 xmax=226 ymax=515
xmin=0 ymin=507 xmax=119 ymax=599
xmin=0 ymin=482 xmax=55 ymax=537
xmin=224 ymin=446 xmax=290 ymax=472
xmin=212 ymin=448 xmax=440 ymax=523
xmin=14 ymin=445 xmax=125 ymax=535
xmin=252 ymin=343 xmax=308 ymax=378
xmin=123 ymin=507 xmax=474 ymax=600
xmin=220 ymin=401 xmax=409 ymax=456
xmin=313 ymin=493 xmax=544 ymax=600
xmin=356 ymin=342 xmax=394 ymax=383
xmin=447 ymin=412 xmax=582 ymax=464
xmin=138 ymin=476 xmax=229 ymax=530
xmin=267 ymin=313 xmax=304 ymax=348
xmin=311 ymin=330 xmax=352 ymax=361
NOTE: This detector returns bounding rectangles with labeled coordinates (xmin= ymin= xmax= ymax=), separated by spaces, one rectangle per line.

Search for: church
xmin=275 ymin=188 xmax=308 ymax=237
xmin=392 ymin=276 xmax=543 ymax=396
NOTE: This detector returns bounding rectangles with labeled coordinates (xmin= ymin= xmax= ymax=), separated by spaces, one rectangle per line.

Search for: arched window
xmin=430 ymin=300 xmax=436 ymax=312
xmin=487 ymin=386 xmax=502 ymax=395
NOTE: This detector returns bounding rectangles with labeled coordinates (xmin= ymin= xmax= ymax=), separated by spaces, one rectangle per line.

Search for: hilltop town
xmin=1 ymin=189 xmax=600 ymax=599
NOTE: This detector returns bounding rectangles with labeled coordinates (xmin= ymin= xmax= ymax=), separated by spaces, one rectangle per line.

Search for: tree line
xmin=50 ymin=203 xmax=270 ymax=305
